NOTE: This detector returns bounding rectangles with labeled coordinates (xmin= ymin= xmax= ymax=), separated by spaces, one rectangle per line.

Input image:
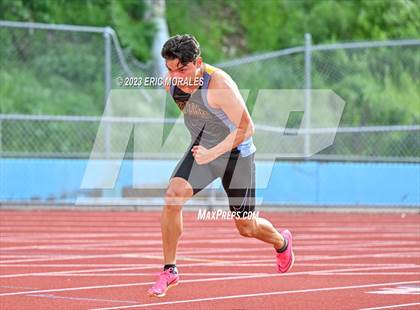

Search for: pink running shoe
xmin=276 ymin=229 xmax=295 ymax=273
xmin=147 ymin=268 xmax=179 ymax=297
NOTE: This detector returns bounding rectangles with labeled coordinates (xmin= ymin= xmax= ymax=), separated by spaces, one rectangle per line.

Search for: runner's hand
xmin=191 ymin=145 xmax=216 ymax=165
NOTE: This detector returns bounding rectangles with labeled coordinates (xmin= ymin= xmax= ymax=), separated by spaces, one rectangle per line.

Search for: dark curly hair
xmin=161 ymin=34 xmax=201 ymax=65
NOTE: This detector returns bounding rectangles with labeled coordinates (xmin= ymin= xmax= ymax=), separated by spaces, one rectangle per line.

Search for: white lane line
xmin=298 ymin=263 xmax=420 ymax=267
xmin=0 ymin=265 xmax=417 ymax=297
xmin=0 ymin=238 xmax=256 ymax=251
xmin=27 ymin=293 xmax=139 ymax=304
xmin=0 ymin=264 xmax=155 ymax=267
xmin=298 ymin=252 xmax=420 ymax=261
xmin=0 ymin=285 xmax=38 ymax=290
xmin=1 ymin=250 xmax=418 ymax=278
xmin=0 ymin=257 xmax=233 ymax=279
xmin=0 ymin=232 xmax=163 ymax=240
xmin=1 ymin=232 xmax=418 ymax=246
xmin=2 ymin=241 xmax=418 ymax=253
xmin=0 ymin=263 xmax=415 ymax=268
xmin=34 ymin=273 xmax=270 ymax=277
xmin=0 ymin=253 xmax=146 ymax=264
xmin=0 ymin=265 xmax=163 ymax=279
xmin=88 ymin=281 xmax=420 ymax=310
xmin=1 ymin=242 xmax=419 ymax=264
xmin=26 ymin=294 xmax=138 ymax=304
xmin=32 ymin=265 xmax=420 ymax=277
xmin=1 ymin=252 xmax=419 ymax=278
xmin=1 ymin=233 xmax=417 ymax=243
xmin=358 ymin=302 xmax=420 ymax=310
xmin=307 ymin=272 xmax=420 ymax=276
xmin=0 ymin=247 xmax=267 ymax=264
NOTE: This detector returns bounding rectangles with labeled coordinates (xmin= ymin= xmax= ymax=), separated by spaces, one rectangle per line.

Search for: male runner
xmin=148 ymin=34 xmax=294 ymax=297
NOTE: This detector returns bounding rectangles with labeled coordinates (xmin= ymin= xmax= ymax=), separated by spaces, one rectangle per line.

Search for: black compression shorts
xmin=170 ymin=145 xmax=256 ymax=217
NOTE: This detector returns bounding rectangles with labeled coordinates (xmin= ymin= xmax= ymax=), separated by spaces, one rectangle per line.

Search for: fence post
xmin=0 ymin=118 xmax=2 ymax=195
xmin=104 ymin=27 xmax=112 ymax=105
xmin=104 ymin=27 xmax=112 ymax=159
xmin=0 ymin=118 xmax=2 ymax=155
xmin=304 ymin=33 xmax=312 ymax=158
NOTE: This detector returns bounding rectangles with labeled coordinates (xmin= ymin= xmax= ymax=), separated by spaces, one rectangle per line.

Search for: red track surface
xmin=0 ymin=210 xmax=419 ymax=310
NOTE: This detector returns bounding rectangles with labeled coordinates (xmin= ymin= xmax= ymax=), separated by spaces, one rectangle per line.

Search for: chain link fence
xmin=217 ymin=37 xmax=419 ymax=127
xmin=1 ymin=22 xmax=419 ymax=162
xmin=215 ymin=35 xmax=420 ymax=162
xmin=0 ymin=20 xmax=153 ymax=116
xmin=0 ymin=114 xmax=419 ymax=162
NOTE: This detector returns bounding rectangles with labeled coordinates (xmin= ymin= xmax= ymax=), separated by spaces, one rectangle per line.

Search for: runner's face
xmin=165 ymin=57 xmax=201 ymax=82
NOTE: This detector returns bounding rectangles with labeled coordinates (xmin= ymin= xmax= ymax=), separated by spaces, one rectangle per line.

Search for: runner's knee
xmin=164 ymin=182 xmax=192 ymax=209
xmin=164 ymin=190 xmax=182 ymax=210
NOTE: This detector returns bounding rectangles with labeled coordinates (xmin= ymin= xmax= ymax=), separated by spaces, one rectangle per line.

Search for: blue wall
xmin=1 ymin=159 xmax=419 ymax=206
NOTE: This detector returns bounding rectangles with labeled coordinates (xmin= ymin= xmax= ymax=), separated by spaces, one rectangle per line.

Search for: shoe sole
xmin=287 ymin=250 xmax=295 ymax=272
xmin=277 ymin=250 xmax=295 ymax=273
xmin=148 ymin=281 xmax=179 ymax=298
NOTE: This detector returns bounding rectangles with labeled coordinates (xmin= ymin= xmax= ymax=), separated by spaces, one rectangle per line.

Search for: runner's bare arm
xmin=206 ymin=71 xmax=254 ymax=158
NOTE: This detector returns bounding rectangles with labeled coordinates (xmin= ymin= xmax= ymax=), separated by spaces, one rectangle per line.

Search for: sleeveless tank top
xmin=170 ymin=64 xmax=256 ymax=157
